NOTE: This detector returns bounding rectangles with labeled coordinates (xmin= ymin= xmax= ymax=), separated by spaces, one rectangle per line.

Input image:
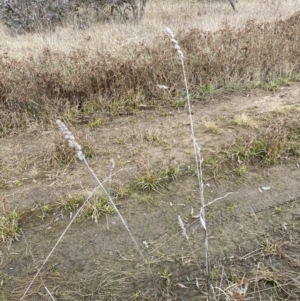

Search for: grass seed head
xmin=56 ymin=120 xmax=85 ymax=161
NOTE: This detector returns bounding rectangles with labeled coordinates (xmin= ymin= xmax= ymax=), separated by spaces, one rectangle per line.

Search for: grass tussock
xmin=205 ymin=110 xmax=300 ymax=178
xmin=135 ymin=159 xmax=180 ymax=192
xmin=231 ymin=112 xmax=300 ymax=166
xmin=1 ymin=10 xmax=300 ymax=134
xmin=84 ymin=196 xmax=114 ymax=223
xmin=0 ymin=209 xmax=21 ymax=244
xmin=234 ymin=113 xmax=258 ymax=128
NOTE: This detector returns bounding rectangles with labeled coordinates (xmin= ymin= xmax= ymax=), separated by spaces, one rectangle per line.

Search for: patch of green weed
xmin=88 ymin=118 xmax=102 ymax=128
xmin=0 ymin=210 xmax=21 ymax=243
xmin=135 ymin=170 xmax=164 ymax=193
xmin=84 ymin=196 xmax=114 ymax=223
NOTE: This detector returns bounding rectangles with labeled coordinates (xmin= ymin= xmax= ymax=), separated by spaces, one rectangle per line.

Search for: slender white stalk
xmin=205 ymin=192 xmax=234 ymax=208
xmin=166 ymin=27 xmax=212 ymax=300
xmin=20 ymin=185 xmax=100 ymax=301
xmin=178 ymin=215 xmax=189 ymax=240
xmin=21 ymin=121 xmax=145 ymax=300
xmin=21 ymin=229 xmax=56 ymax=301
xmin=44 ymin=287 xmax=56 ymax=301
xmin=56 ymin=120 xmax=143 ymax=255
xmin=82 ymin=156 xmax=143 ymax=258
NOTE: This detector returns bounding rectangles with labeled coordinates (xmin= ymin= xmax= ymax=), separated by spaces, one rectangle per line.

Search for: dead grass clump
xmin=46 ymin=133 xmax=77 ymax=167
xmin=202 ymin=119 xmax=223 ymax=134
xmin=44 ymin=129 xmax=95 ymax=167
xmin=234 ymin=113 xmax=258 ymax=128
xmin=180 ymin=12 xmax=300 ymax=89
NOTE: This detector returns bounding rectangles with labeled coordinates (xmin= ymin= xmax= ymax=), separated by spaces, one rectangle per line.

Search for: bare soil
xmin=1 ymin=83 xmax=300 ymax=300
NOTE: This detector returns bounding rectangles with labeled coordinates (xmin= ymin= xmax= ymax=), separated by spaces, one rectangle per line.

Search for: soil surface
xmin=1 ymin=83 xmax=300 ymax=300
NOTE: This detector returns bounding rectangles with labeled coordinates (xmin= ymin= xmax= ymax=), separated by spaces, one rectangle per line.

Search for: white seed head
xmin=165 ymin=27 xmax=175 ymax=38
xmin=56 ymin=119 xmax=85 ymax=161
xmin=166 ymin=27 xmax=184 ymax=60
xmin=157 ymin=84 xmax=169 ymax=90
xmin=178 ymin=215 xmax=189 ymax=240
xmin=109 ymin=158 xmax=115 ymax=169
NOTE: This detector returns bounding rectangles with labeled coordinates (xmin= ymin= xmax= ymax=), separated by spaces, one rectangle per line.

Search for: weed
xmin=211 ymin=270 xmax=218 ymax=281
xmin=143 ymin=129 xmax=163 ymax=145
xmin=259 ymin=81 xmax=279 ymax=91
xmin=88 ymin=118 xmax=102 ymax=129
xmin=135 ymin=170 xmax=163 ymax=193
xmin=60 ymin=195 xmax=85 ymax=211
xmin=41 ymin=204 xmax=51 ymax=213
xmin=0 ymin=209 xmax=21 ymax=243
xmin=83 ymin=103 xmax=101 ymax=115
xmin=234 ymin=164 xmax=247 ymax=177
xmin=37 ymin=204 xmax=52 ymax=220
xmin=84 ymin=196 xmax=114 ymax=223
xmin=262 ymin=239 xmax=277 ymax=257
xmin=115 ymin=160 xmax=128 ymax=168
xmin=112 ymin=184 xmax=131 ymax=199
xmin=116 ymin=137 xmax=127 ymax=145
xmin=203 ymin=153 xmax=227 ymax=179
xmin=81 ymin=139 xmax=96 ymax=159
xmin=200 ymin=83 xmax=215 ymax=96
xmin=47 ymin=131 xmax=95 ymax=166
xmin=232 ymin=130 xmax=286 ymax=166
xmin=49 ymin=263 xmax=61 ymax=276
xmin=159 ymin=268 xmax=172 ymax=283
xmin=134 ymin=194 xmax=160 ymax=207
xmin=173 ymin=97 xmax=186 ymax=108
xmin=273 ymin=206 xmax=283 ymax=214
xmin=161 ymin=159 xmax=180 ymax=182
xmin=1 ymin=179 xmax=22 ymax=189
xmin=48 ymin=134 xmax=76 ymax=167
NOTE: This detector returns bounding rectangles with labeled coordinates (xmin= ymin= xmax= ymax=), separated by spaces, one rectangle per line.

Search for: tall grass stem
xmin=166 ymin=27 xmax=212 ymax=299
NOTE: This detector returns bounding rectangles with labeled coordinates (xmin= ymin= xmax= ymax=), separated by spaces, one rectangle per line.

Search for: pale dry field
xmin=0 ymin=0 xmax=299 ymax=60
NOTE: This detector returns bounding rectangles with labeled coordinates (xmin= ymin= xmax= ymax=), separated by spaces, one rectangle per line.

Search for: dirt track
xmin=1 ymin=83 xmax=300 ymax=300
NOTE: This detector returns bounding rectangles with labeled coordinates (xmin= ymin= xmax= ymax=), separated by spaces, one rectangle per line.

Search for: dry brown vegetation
xmin=1 ymin=1 xmax=300 ymax=300
xmin=0 ymin=0 xmax=300 ymax=135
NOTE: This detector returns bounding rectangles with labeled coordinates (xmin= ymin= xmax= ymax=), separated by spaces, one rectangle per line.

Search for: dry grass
xmin=234 ymin=113 xmax=258 ymax=128
xmin=1 ymin=2 xmax=300 ymax=300
xmin=202 ymin=119 xmax=223 ymax=134
xmin=0 ymin=0 xmax=300 ymax=135
xmin=0 ymin=0 xmax=299 ymax=59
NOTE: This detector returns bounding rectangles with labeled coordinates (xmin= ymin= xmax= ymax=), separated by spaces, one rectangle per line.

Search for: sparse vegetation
xmin=60 ymin=195 xmax=85 ymax=211
xmin=0 ymin=1 xmax=300 ymax=134
xmin=0 ymin=0 xmax=68 ymax=34
xmin=231 ymin=112 xmax=300 ymax=166
xmin=1 ymin=1 xmax=300 ymax=300
xmin=202 ymin=119 xmax=223 ymax=134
